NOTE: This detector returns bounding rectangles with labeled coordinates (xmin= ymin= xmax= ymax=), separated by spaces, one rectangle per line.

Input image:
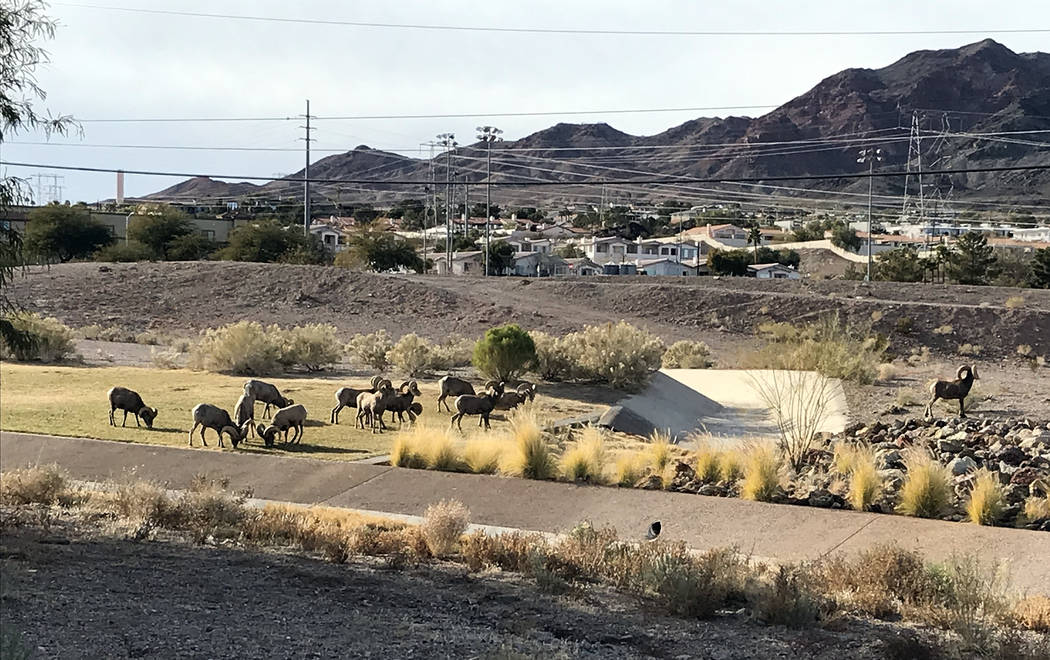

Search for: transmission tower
xmin=899 ymin=112 xmax=927 ymax=247
xmin=33 ymin=174 xmax=64 ymax=204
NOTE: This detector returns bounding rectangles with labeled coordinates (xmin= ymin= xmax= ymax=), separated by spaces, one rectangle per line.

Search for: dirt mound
xmin=7 ymin=262 xmax=1049 ymax=359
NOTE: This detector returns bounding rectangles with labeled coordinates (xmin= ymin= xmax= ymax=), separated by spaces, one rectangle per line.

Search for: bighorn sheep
xmin=357 ymin=381 xmax=396 ymax=433
xmin=257 ymin=403 xmax=308 ymax=445
xmin=924 ymin=365 xmax=979 ymax=419
xmin=450 ymin=382 xmax=505 ymax=431
xmin=189 ymin=403 xmax=252 ymax=448
xmin=385 ymin=380 xmax=423 ymax=425
xmin=495 ymin=382 xmax=537 ymax=411
xmin=243 ymin=379 xmax=294 ymax=418
xmin=107 ymin=387 xmax=158 ymax=429
xmin=329 ymin=375 xmax=390 ymax=424
xmin=234 ymin=392 xmax=256 ymax=440
xmin=437 ymin=376 xmax=475 ymax=412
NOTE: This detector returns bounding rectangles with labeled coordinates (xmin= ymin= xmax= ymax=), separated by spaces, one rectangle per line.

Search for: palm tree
xmin=747 ymin=225 xmax=762 ymax=264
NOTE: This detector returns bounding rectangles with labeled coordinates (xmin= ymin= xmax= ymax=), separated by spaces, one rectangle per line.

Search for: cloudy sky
xmin=4 ymin=0 xmax=1048 ymax=203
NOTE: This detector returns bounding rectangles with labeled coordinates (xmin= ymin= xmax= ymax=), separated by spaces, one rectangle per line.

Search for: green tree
xmin=219 ymin=220 xmax=325 ymax=263
xmin=555 ymin=244 xmax=583 ymax=258
xmin=707 ymin=249 xmax=750 ymax=276
xmin=830 ymin=225 xmax=862 ymax=252
xmin=127 ymin=204 xmax=207 ymax=259
xmin=1029 ymin=247 xmax=1050 ymax=289
xmin=486 ymin=240 xmax=515 ymax=275
xmin=472 ymin=323 xmax=536 ymax=382
xmin=747 ymin=225 xmax=762 ymax=263
xmin=338 ymin=230 xmax=423 ymax=272
xmin=24 ymin=203 xmax=113 ymax=262
xmin=875 ymin=247 xmax=924 ymax=282
xmin=946 ymin=232 xmax=998 ymax=285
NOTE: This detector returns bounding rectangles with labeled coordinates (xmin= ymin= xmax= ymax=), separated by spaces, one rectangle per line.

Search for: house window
xmin=644 ymin=247 xmax=657 ymax=255
xmin=324 ymin=234 xmax=335 ymax=245
xmin=201 ymin=229 xmax=215 ymax=240
xmin=626 ymin=245 xmax=637 ymax=254
xmin=612 ymin=245 xmax=625 ymax=254
xmin=596 ymin=244 xmax=608 ymax=253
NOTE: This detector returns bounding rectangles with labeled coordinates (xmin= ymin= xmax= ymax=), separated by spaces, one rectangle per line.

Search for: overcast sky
xmin=3 ymin=0 xmax=1049 ymax=203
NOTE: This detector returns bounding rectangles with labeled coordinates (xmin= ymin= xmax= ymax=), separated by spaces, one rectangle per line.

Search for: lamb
xmin=450 ymin=382 xmax=505 ymax=431
xmin=356 ymin=382 xmax=396 ymax=433
xmin=330 ymin=375 xmax=389 ymax=424
xmin=495 ymin=382 xmax=537 ymax=411
xmin=257 ymin=403 xmax=309 ymax=445
xmin=234 ymin=392 xmax=256 ymax=440
xmin=924 ymin=364 xmax=979 ymax=419
xmin=437 ymin=376 xmax=475 ymax=412
xmin=108 ymin=387 xmax=158 ymax=429
xmin=188 ymin=403 xmax=252 ymax=448
xmin=243 ymin=379 xmax=294 ymax=418
xmin=384 ymin=380 xmax=423 ymax=425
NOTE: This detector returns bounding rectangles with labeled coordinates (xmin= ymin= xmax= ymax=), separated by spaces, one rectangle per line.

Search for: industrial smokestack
xmin=116 ymin=171 xmax=124 ymax=205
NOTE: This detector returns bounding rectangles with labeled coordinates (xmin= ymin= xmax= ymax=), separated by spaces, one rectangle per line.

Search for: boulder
xmin=937 ymin=439 xmax=963 ymax=454
xmin=997 ymin=445 xmax=1028 ymax=467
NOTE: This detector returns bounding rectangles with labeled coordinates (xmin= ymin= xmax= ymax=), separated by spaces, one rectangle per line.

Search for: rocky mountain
xmin=146 ymin=40 xmax=1050 ymax=207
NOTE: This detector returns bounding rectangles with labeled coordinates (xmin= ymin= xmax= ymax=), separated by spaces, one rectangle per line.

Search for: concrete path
xmin=3 ymin=431 xmax=1048 ymax=594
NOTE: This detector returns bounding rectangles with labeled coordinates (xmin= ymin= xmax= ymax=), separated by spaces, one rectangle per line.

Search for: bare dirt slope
xmin=9 ymin=262 xmax=1049 ymax=359
xmin=1 ymin=522 xmax=945 ymax=660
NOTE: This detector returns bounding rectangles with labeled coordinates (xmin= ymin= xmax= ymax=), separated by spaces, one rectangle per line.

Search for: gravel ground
xmin=0 ymin=515 xmax=960 ymax=660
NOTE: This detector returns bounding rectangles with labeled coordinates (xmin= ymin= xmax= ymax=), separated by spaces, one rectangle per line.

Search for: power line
xmin=5 ymin=159 xmax=1049 ymax=185
xmin=56 ymin=4 xmax=1050 ymax=36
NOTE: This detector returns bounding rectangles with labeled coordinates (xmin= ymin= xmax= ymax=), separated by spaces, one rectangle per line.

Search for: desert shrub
xmin=134 ymin=330 xmax=162 ymax=345
xmin=636 ymin=545 xmax=746 ymax=618
xmin=94 ymin=240 xmax=155 ymax=262
xmin=661 ymin=340 xmax=713 ymax=369
xmin=646 ymin=430 xmax=674 ymax=485
xmin=75 ymin=324 xmax=134 ymax=342
xmin=281 ymin=323 xmax=341 ymax=371
xmin=719 ymin=450 xmax=743 ymax=482
xmin=462 ymin=436 xmax=504 ymax=474
xmin=748 ymin=370 xmax=836 ymax=472
xmin=569 ymin=321 xmax=665 ymax=390
xmin=189 ymin=321 xmax=284 ymax=375
xmin=907 ymin=346 xmax=931 ymax=367
xmin=0 ymin=313 xmax=76 ymax=362
xmin=928 ymin=556 xmax=1009 ymax=650
xmin=1023 ymin=492 xmax=1050 ymax=523
xmin=817 ymin=545 xmax=935 ymax=618
xmin=740 ymin=443 xmax=781 ymax=502
xmin=149 ymin=347 xmax=181 ymax=370
xmin=461 ymin=530 xmax=538 ymax=573
xmin=933 ymin=324 xmax=953 ymax=335
xmin=1004 ymin=295 xmax=1025 ymax=309
xmin=472 ymin=323 xmax=536 ymax=382
xmin=0 ymin=465 xmax=71 ymax=505
xmin=876 ymin=362 xmax=899 ymax=382
xmin=965 ymin=470 xmax=1004 ymax=526
xmin=749 ymin=565 xmax=825 ymax=627
xmin=421 ymin=499 xmax=470 ymax=557
xmin=431 ymin=334 xmax=475 ymax=369
xmin=898 ymin=449 xmax=952 ymax=519
xmin=894 ymin=387 xmax=919 ymax=407
xmin=957 ymin=343 xmax=983 ymax=357
xmin=613 ymin=451 xmax=648 ymax=486
xmin=1013 ymin=596 xmax=1050 ymax=632
xmin=559 ymin=426 xmax=606 ymax=483
xmin=500 ymin=406 xmax=556 ymax=480
xmin=847 ymin=448 xmax=882 ymax=512
xmin=894 ymin=316 xmax=914 ymax=334
xmin=529 ymin=330 xmax=575 ymax=381
xmin=386 ymin=333 xmax=439 ymax=376
xmin=744 ymin=314 xmax=887 ymax=385
xmin=345 ymin=330 xmax=393 ymax=370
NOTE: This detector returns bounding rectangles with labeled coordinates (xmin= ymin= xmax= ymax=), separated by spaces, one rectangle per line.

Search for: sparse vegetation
xmin=933 ymin=324 xmax=954 ymax=335
xmin=965 ymin=470 xmax=1005 ymax=526
xmin=345 ymin=330 xmax=393 ymax=370
xmin=747 ymin=370 xmax=836 ymax=471
xmin=462 ymin=435 xmax=504 ymax=474
xmin=0 ymin=312 xmax=76 ymax=362
xmin=420 ymin=499 xmax=470 ymax=557
xmin=661 ymin=340 xmax=713 ymax=369
xmin=1004 ymin=295 xmax=1026 ymax=309
xmin=897 ymin=449 xmax=952 ymax=519
xmin=740 ymin=443 xmax=781 ymax=502
xmin=559 ymin=426 xmax=607 ymax=483
xmin=499 ymin=407 xmax=556 ymax=480
xmin=957 ymin=343 xmax=983 ymax=357
xmin=189 ymin=321 xmax=341 ymax=375
xmin=743 ymin=314 xmax=887 ymax=384
xmin=530 ymin=322 xmax=666 ymax=389
xmin=613 ymin=451 xmax=648 ymax=487
xmin=876 ymin=362 xmax=899 ymax=382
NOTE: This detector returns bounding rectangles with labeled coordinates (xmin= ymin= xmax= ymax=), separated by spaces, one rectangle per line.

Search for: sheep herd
xmin=106 ymin=375 xmax=539 ymax=451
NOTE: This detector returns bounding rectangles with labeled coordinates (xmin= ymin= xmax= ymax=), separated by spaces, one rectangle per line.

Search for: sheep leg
xmin=331 ymin=404 xmax=342 ymax=424
xmin=482 ymin=413 xmax=491 ymax=431
xmin=188 ymin=422 xmax=199 ymax=446
xmin=959 ymin=397 xmax=966 ymax=418
xmin=134 ymin=413 xmax=141 ymax=427
xmin=295 ymin=424 xmax=303 ymax=443
xmin=924 ymin=395 xmax=937 ymax=419
xmin=109 ymin=408 xmax=116 ymax=426
xmin=437 ymin=397 xmax=445 ymax=413
xmin=200 ymin=427 xmax=209 ymax=447
xmin=121 ymin=410 xmax=129 ymax=427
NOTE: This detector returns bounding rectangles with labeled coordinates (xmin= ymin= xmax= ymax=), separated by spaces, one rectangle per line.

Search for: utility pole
xmin=299 ymin=100 xmax=315 ymax=238
xmin=476 ymin=126 xmax=503 ymax=276
xmin=858 ymin=147 xmax=883 ymax=281
xmin=420 ymin=141 xmax=438 ymax=274
xmin=437 ymin=133 xmax=457 ymax=272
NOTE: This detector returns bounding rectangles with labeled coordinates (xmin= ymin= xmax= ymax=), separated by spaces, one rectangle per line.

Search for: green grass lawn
xmin=0 ymin=363 xmax=613 ymax=461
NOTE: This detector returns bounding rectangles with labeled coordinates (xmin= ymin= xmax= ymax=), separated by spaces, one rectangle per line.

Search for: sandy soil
xmin=1 ymin=515 xmax=958 ymax=660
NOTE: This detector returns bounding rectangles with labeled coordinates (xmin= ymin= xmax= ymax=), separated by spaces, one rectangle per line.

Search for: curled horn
xmin=956 ymin=365 xmax=970 ymax=379
xmin=970 ymin=364 xmax=979 ymax=380
xmin=398 ymin=380 xmax=411 ymax=393
xmin=370 ymin=375 xmax=384 ymax=390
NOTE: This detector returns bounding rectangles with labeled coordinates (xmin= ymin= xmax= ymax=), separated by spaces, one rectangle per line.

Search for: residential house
xmin=747 ymin=263 xmax=801 ymax=279
xmin=309 ymin=222 xmax=346 ymax=252
xmin=512 ymin=252 xmax=568 ymax=277
xmin=583 ymin=236 xmax=635 ymax=263
xmin=689 ymin=223 xmax=749 ymax=244
xmin=434 ymin=250 xmax=486 ymax=276
xmin=638 ymin=258 xmax=699 ymax=277
xmin=564 ymin=257 xmax=600 ymax=276
xmin=1013 ymin=226 xmax=1050 ymax=242
xmin=506 ymin=236 xmax=553 ymax=254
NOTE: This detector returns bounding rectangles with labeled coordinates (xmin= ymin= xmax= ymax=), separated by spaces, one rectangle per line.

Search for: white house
xmin=638 ymin=258 xmax=700 ymax=277
xmin=747 ymin=263 xmax=801 ymax=279
xmin=512 ymin=252 xmax=569 ymax=277
xmin=584 ymin=236 xmax=634 ymax=263
xmin=564 ymin=257 xmax=601 ymax=276
xmin=308 ymin=223 xmax=346 ymax=252
xmin=1013 ymin=226 xmax=1050 ymax=242
xmin=434 ymin=250 xmax=486 ymax=275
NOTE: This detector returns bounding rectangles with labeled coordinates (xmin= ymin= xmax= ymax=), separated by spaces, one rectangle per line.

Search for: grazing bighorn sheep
xmin=257 ymin=403 xmax=308 ymax=445
xmin=329 ymin=375 xmax=390 ymax=424
xmin=107 ymin=387 xmax=158 ymax=429
xmin=437 ymin=376 xmax=476 ymax=412
xmin=450 ymin=382 xmax=505 ymax=431
xmin=189 ymin=403 xmax=252 ymax=448
xmin=924 ymin=364 xmax=979 ymax=419
xmin=385 ymin=380 xmax=422 ymax=425
xmin=243 ymin=379 xmax=294 ymax=418
xmin=357 ymin=381 xmax=396 ymax=433
xmin=234 ymin=392 xmax=256 ymax=440
xmin=495 ymin=382 xmax=537 ymax=411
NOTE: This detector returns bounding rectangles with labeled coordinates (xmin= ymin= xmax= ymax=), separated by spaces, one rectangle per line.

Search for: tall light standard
xmin=476 ymin=126 xmax=503 ymax=276
xmin=858 ymin=147 xmax=883 ymax=281
xmin=437 ymin=133 xmax=457 ymax=272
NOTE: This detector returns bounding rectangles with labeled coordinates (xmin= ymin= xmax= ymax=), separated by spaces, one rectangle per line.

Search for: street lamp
xmin=857 ymin=147 xmax=883 ymax=281
xmin=476 ymin=125 xmax=503 ymax=276
xmin=125 ymin=211 xmax=134 ymax=245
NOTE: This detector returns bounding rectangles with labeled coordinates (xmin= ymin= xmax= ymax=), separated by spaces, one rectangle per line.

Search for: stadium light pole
xmin=858 ymin=147 xmax=882 ymax=281
xmin=476 ymin=126 xmax=503 ymax=276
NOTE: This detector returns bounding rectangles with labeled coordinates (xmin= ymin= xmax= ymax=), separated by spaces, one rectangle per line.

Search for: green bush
xmin=0 ymin=313 xmax=77 ymax=362
xmin=472 ymin=323 xmax=536 ymax=382
xmin=661 ymin=340 xmax=712 ymax=369
xmin=570 ymin=321 xmax=665 ymax=390
xmin=345 ymin=330 xmax=393 ymax=370
xmin=280 ymin=323 xmax=341 ymax=371
xmin=189 ymin=321 xmax=284 ymax=375
xmin=94 ymin=241 xmax=156 ymax=262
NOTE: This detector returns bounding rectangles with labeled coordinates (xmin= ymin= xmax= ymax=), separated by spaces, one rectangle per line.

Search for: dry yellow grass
xmin=499 ymin=406 xmax=556 ymax=480
xmin=740 ymin=443 xmax=781 ymax=502
xmin=965 ymin=470 xmax=1005 ymax=526
xmin=420 ymin=499 xmax=470 ymax=557
xmin=1013 ymin=595 xmax=1050 ymax=632
xmin=559 ymin=426 xmax=607 ymax=484
xmin=695 ymin=444 xmax=722 ymax=483
xmin=612 ymin=450 xmax=648 ymax=487
xmin=897 ymin=449 xmax=952 ymax=518
xmin=461 ymin=435 xmax=504 ymax=474
xmin=847 ymin=450 xmax=882 ymax=512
